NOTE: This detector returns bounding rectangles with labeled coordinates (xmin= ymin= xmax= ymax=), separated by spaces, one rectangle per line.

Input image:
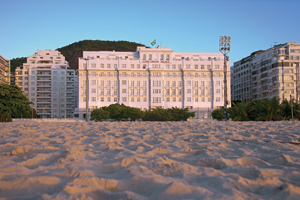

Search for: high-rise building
xmin=231 ymin=42 xmax=300 ymax=102
xmin=15 ymin=50 xmax=76 ymax=118
xmin=0 ymin=54 xmax=10 ymax=84
xmin=75 ymin=46 xmax=231 ymax=119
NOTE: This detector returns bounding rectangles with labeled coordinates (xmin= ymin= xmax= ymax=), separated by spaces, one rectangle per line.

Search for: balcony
xmin=37 ymin=94 xmax=51 ymax=98
xmin=37 ymin=78 xmax=51 ymax=81
xmin=37 ymin=83 xmax=51 ymax=87
xmin=37 ymin=88 xmax=51 ymax=92
xmin=37 ymin=72 xmax=51 ymax=76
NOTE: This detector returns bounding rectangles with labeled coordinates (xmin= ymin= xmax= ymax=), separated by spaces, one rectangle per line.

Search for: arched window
xmin=149 ymin=54 xmax=152 ymax=60
xmin=143 ymin=54 xmax=146 ymax=60
xmin=160 ymin=54 xmax=164 ymax=60
xmin=166 ymin=54 xmax=170 ymax=60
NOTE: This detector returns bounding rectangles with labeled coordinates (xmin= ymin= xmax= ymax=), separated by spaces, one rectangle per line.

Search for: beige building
xmin=75 ymin=46 xmax=231 ymax=119
xmin=231 ymin=42 xmax=300 ymax=102
xmin=15 ymin=50 xmax=76 ymax=118
xmin=0 ymin=54 xmax=10 ymax=84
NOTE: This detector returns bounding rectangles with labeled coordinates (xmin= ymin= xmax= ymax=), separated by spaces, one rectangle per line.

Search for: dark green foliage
xmin=211 ymin=109 xmax=224 ymax=121
xmin=0 ymin=84 xmax=37 ymax=122
xmin=142 ymin=107 xmax=195 ymax=121
xmin=56 ymin=40 xmax=147 ymax=69
xmin=91 ymin=109 xmax=110 ymax=121
xmin=10 ymin=57 xmax=27 ymax=72
xmin=212 ymin=97 xmax=300 ymax=121
xmin=57 ymin=40 xmax=146 ymax=60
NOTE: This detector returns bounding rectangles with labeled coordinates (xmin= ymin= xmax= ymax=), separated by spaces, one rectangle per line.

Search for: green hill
xmin=10 ymin=40 xmax=146 ymax=72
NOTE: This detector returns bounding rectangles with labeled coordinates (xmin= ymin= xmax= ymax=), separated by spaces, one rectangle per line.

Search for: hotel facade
xmin=15 ymin=50 xmax=76 ymax=118
xmin=0 ymin=54 xmax=10 ymax=85
xmin=231 ymin=42 xmax=300 ymax=102
xmin=75 ymin=46 xmax=231 ymax=119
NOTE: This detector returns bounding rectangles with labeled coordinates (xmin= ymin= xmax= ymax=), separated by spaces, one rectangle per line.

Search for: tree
xmin=212 ymin=109 xmax=224 ymax=121
xmin=91 ymin=109 xmax=110 ymax=121
xmin=0 ymin=84 xmax=35 ymax=122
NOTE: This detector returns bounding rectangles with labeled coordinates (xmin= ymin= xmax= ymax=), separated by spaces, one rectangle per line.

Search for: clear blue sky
xmin=1 ymin=0 xmax=299 ymax=64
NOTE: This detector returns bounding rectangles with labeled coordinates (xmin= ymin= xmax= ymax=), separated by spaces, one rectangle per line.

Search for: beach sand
xmin=0 ymin=121 xmax=300 ymax=200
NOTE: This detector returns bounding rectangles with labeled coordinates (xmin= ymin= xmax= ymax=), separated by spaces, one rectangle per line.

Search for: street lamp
xmin=84 ymin=57 xmax=90 ymax=122
xmin=219 ymin=36 xmax=231 ymax=121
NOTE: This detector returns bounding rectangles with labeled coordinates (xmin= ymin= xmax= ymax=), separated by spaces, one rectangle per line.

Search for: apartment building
xmin=75 ymin=46 xmax=230 ymax=119
xmin=0 ymin=54 xmax=10 ymax=84
xmin=15 ymin=50 xmax=76 ymax=118
xmin=231 ymin=42 xmax=300 ymax=102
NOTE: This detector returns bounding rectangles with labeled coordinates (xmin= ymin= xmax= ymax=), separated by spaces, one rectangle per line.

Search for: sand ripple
xmin=0 ymin=121 xmax=300 ymax=199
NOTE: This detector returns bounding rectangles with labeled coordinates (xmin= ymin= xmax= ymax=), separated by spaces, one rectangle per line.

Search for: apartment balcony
xmin=37 ymin=83 xmax=51 ymax=87
xmin=37 ymin=78 xmax=51 ymax=81
xmin=66 ymin=78 xmax=74 ymax=82
xmin=66 ymin=83 xmax=74 ymax=88
xmin=66 ymin=89 xmax=74 ymax=93
xmin=37 ymin=100 xmax=51 ymax=104
xmin=37 ymin=72 xmax=51 ymax=76
xmin=37 ymin=94 xmax=51 ymax=98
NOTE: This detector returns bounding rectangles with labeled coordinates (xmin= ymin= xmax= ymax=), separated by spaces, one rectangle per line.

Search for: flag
xmin=151 ymin=39 xmax=156 ymax=46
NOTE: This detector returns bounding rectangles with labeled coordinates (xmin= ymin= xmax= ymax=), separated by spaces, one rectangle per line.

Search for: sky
xmin=1 ymin=0 xmax=300 ymax=65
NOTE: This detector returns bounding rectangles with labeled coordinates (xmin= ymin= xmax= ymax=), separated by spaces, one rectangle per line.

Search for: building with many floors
xmin=231 ymin=42 xmax=300 ymax=102
xmin=75 ymin=46 xmax=231 ymax=119
xmin=15 ymin=50 xmax=76 ymax=118
xmin=0 ymin=54 xmax=10 ymax=84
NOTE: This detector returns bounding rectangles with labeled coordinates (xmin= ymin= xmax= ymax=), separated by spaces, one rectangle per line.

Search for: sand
xmin=0 ymin=120 xmax=300 ymax=200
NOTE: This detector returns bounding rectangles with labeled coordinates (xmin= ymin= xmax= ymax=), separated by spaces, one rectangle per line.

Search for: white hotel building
xmin=76 ymin=46 xmax=230 ymax=119
xmin=15 ymin=50 xmax=76 ymax=118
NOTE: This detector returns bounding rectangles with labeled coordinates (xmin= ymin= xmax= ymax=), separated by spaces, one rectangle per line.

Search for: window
xmin=31 ymin=71 xmax=35 ymax=75
xmin=149 ymin=54 xmax=152 ymax=60
xmin=114 ymin=81 xmax=118 ymax=86
xmin=107 ymin=64 xmax=111 ymax=68
xmin=143 ymin=81 xmax=147 ymax=86
xmin=143 ymin=54 xmax=146 ymax=60
xmin=100 ymin=81 xmax=104 ymax=86
xmin=201 ymin=65 xmax=205 ymax=69
xmin=131 ymin=64 xmax=134 ymax=69
xmin=122 ymin=80 xmax=126 ymax=85
xmin=215 ymin=73 xmax=220 ymax=77
xmin=137 ymin=81 xmax=140 ymax=86
xmin=186 ymin=73 xmax=191 ymax=77
xmin=166 ymin=81 xmax=170 ymax=87
xmin=131 ymin=97 xmax=134 ymax=102
xmin=187 ymin=89 xmax=191 ymax=94
xmin=166 ymin=54 xmax=170 ymax=60
xmin=153 ymin=80 xmax=161 ymax=87
xmin=208 ymin=97 xmax=211 ymax=102
xmin=107 ymin=97 xmax=111 ymax=102
xmin=91 ymin=64 xmax=96 ymax=68
xmin=100 ymin=97 xmax=104 ymax=102
xmin=92 ymin=97 xmax=96 ymax=101
xmin=207 ymin=65 xmax=211 ymax=69
xmin=195 ymin=65 xmax=198 ymax=69
xmin=173 ymin=97 xmax=176 ymax=102
xmin=166 ymin=89 xmax=170 ymax=95
xmin=215 ymin=65 xmax=220 ymax=69
xmin=137 ymin=64 xmax=140 ymax=69
xmin=216 ymin=97 xmax=221 ymax=102
xmin=153 ymin=97 xmax=161 ymax=103
xmin=122 ymin=72 xmax=126 ymax=77
xmin=114 ymin=89 xmax=118 ymax=95
xmin=166 ymin=65 xmax=170 ymax=69
xmin=143 ymin=97 xmax=147 ymax=102
xmin=122 ymin=89 xmax=127 ymax=93
xmin=31 ymin=82 xmax=35 ymax=85
xmin=172 ymin=65 xmax=176 ymax=69
xmin=143 ymin=89 xmax=147 ymax=95
xmin=172 ymin=81 xmax=176 ymax=87
xmin=114 ymin=97 xmax=117 ymax=102
xmin=83 ymin=97 xmax=86 ymax=102
xmin=131 ymin=89 xmax=134 ymax=95
xmin=31 ymin=93 xmax=35 ymax=96
xmin=91 ymin=72 xmax=96 ymax=76
xmin=186 ymin=65 xmax=191 ymax=69
xmin=201 ymin=97 xmax=205 ymax=102
xmin=137 ymin=73 xmax=140 ymax=77
xmin=195 ymin=98 xmax=198 ymax=102
xmin=107 ymin=89 xmax=111 ymax=95
xmin=107 ymin=81 xmax=111 ymax=86
xmin=114 ymin=64 xmax=117 ymax=68
xmin=122 ymin=97 xmax=127 ymax=102
xmin=172 ymin=89 xmax=176 ymax=95
xmin=100 ymin=64 xmax=104 ymax=68
xmin=187 ymin=97 xmax=191 ymax=102
xmin=100 ymin=89 xmax=104 ymax=95
xmin=122 ymin=64 xmax=126 ymax=68
xmin=131 ymin=81 xmax=134 ymax=86
xmin=216 ymin=81 xmax=220 ymax=86
xmin=216 ymin=89 xmax=220 ymax=94
xmin=186 ymin=81 xmax=191 ymax=86
xmin=91 ymin=80 xmax=96 ymax=85
xmin=137 ymin=89 xmax=140 ymax=95
xmin=195 ymin=81 xmax=198 ymax=87
xmin=137 ymin=97 xmax=140 ymax=102
xmin=91 ymin=88 xmax=96 ymax=93
xmin=61 ymin=72 xmax=65 ymax=75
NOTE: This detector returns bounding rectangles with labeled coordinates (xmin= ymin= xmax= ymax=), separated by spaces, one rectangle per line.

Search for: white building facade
xmin=75 ymin=46 xmax=230 ymax=119
xmin=15 ymin=50 xmax=76 ymax=118
xmin=231 ymin=42 xmax=300 ymax=102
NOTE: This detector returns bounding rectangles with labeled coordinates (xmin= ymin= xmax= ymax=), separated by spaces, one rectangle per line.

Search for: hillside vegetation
xmin=10 ymin=40 xmax=146 ymax=72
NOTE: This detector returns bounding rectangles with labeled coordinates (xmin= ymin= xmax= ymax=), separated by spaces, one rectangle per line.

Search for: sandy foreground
xmin=0 ymin=121 xmax=300 ymax=200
